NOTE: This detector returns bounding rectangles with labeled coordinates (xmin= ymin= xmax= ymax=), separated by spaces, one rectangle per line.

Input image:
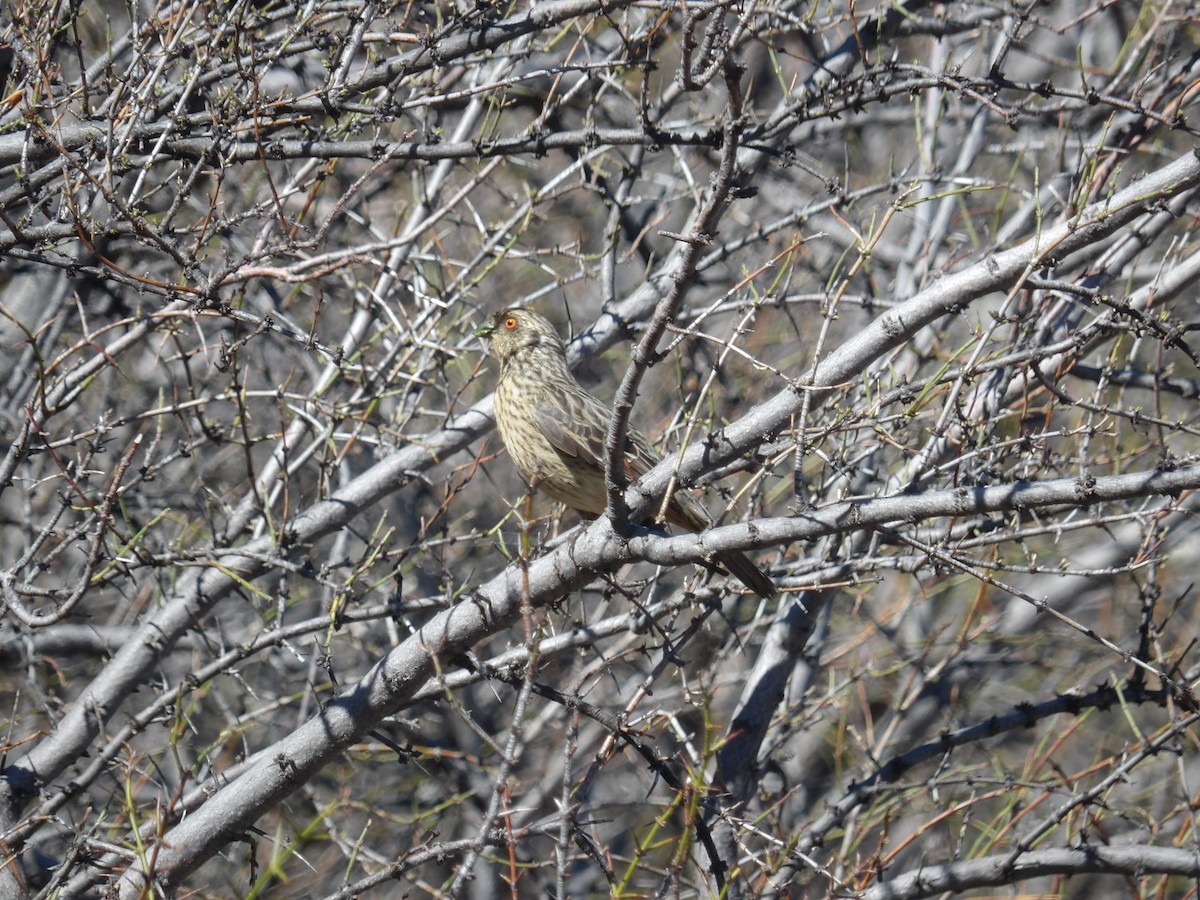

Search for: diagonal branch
xmin=114 ymin=459 xmax=1200 ymax=892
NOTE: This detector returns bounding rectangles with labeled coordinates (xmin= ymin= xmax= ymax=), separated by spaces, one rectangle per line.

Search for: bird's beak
xmin=474 ymin=322 xmax=495 ymax=339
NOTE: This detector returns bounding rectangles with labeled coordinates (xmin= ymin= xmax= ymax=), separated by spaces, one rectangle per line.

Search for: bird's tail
xmin=718 ymin=550 xmax=777 ymax=599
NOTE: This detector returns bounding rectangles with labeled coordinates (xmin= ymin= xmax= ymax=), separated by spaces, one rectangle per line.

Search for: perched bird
xmin=475 ymin=307 xmax=776 ymax=599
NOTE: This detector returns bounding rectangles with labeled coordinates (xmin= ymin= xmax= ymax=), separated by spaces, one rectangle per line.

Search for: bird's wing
xmin=536 ymin=393 xmax=712 ymax=530
xmin=623 ymin=429 xmax=661 ymax=479
xmin=534 ymin=393 xmax=662 ymax=478
xmin=534 ymin=400 xmax=606 ymax=462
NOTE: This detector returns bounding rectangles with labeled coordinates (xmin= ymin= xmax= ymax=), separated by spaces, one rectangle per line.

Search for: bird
xmin=475 ymin=307 xmax=776 ymax=599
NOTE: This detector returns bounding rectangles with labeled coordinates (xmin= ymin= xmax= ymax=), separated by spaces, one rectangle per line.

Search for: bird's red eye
xmin=504 ymin=316 xmax=518 ymax=330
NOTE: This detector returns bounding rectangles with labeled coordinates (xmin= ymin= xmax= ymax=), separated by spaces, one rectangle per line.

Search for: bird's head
xmin=474 ymin=308 xmax=567 ymax=366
